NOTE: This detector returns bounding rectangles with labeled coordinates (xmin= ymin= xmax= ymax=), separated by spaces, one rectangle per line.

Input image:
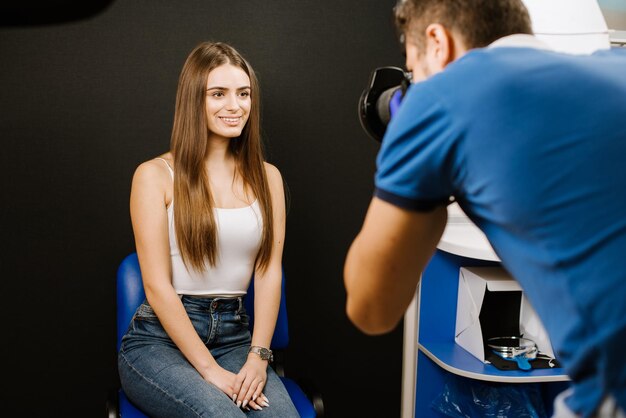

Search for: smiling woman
xmin=205 ymin=65 xmax=252 ymax=140
xmin=117 ymin=42 xmax=298 ymax=417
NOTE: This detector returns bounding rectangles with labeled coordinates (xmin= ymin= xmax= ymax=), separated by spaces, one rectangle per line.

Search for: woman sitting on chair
xmin=118 ymin=41 xmax=298 ymax=418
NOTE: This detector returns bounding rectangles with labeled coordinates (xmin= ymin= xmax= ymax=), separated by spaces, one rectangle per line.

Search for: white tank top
xmin=157 ymin=158 xmax=263 ymax=296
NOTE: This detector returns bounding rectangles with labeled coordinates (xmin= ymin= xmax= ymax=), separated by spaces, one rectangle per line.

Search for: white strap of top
xmin=155 ymin=157 xmax=174 ymax=179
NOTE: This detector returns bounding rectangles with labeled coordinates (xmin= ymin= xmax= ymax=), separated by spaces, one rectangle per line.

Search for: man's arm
xmin=344 ymin=196 xmax=447 ymax=335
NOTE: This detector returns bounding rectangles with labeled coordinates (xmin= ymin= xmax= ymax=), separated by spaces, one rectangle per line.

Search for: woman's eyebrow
xmin=206 ymin=85 xmax=251 ymax=91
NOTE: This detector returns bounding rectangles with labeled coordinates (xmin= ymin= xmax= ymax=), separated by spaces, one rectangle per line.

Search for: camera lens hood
xmin=358 ymin=66 xmax=410 ymax=142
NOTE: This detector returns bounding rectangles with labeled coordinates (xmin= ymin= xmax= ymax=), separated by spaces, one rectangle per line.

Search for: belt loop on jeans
xmin=238 ymin=296 xmax=243 ymax=313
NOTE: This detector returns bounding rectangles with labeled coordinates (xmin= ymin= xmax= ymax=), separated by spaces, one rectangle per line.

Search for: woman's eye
xmin=240 ymin=91 xmax=250 ymax=97
xmin=211 ymin=91 xmax=224 ymax=97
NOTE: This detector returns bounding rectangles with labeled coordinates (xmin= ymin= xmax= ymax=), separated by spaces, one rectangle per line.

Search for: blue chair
xmin=112 ymin=252 xmax=319 ymax=418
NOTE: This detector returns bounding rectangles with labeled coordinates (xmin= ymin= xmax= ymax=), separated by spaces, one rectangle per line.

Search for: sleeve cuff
xmin=374 ymin=187 xmax=449 ymax=212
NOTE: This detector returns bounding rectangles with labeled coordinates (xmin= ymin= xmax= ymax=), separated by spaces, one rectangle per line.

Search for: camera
xmin=358 ymin=67 xmax=412 ymax=142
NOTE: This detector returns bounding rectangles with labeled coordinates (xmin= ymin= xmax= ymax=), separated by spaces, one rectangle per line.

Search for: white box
xmin=454 ymin=267 xmax=555 ymax=363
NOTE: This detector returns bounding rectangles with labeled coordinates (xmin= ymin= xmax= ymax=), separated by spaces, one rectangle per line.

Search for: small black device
xmin=358 ymin=66 xmax=411 ymax=142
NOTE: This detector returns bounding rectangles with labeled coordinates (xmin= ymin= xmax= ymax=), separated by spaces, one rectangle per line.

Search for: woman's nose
xmin=224 ymin=93 xmax=239 ymax=110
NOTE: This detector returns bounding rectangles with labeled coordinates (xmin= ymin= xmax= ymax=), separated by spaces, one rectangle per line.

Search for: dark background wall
xmin=0 ymin=1 xmax=405 ymax=416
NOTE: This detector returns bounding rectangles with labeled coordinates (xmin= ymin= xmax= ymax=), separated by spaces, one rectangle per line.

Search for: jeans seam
xmin=119 ymin=351 xmax=204 ymax=417
xmin=208 ymin=313 xmax=217 ymax=344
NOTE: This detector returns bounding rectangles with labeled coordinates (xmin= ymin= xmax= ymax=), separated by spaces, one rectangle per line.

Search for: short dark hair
xmin=394 ymin=0 xmax=532 ymax=50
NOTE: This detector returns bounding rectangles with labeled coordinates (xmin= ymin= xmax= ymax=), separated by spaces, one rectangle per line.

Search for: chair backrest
xmin=116 ymin=253 xmax=290 ymax=352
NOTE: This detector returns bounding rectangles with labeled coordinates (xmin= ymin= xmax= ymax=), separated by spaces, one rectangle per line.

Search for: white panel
xmin=522 ymin=0 xmax=610 ymax=53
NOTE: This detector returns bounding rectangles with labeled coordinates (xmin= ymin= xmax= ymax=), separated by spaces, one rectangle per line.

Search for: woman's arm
xmin=234 ymin=162 xmax=285 ymax=408
xmin=130 ymin=160 xmax=238 ymax=398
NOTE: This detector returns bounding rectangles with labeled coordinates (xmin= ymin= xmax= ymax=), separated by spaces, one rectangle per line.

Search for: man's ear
xmin=424 ymin=23 xmax=457 ymax=71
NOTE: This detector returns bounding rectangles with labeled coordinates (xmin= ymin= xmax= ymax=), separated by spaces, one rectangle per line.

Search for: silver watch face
xmin=259 ymin=348 xmax=271 ymax=359
xmin=250 ymin=346 xmax=272 ymax=360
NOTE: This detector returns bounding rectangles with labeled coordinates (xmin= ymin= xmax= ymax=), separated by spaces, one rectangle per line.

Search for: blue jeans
xmin=118 ymin=296 xmax=299 ymax=418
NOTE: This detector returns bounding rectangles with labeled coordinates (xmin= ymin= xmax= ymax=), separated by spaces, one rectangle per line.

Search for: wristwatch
xmin=248 ymin=346 xmax=273 ymax=362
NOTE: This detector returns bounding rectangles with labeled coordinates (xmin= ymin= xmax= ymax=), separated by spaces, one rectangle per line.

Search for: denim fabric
xmin=118 ymin=296 xmax=299 ymax=418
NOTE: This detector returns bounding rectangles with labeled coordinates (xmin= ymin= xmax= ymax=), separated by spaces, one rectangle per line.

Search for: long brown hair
xmin=170 ymin=42 xmax=273 ymax=273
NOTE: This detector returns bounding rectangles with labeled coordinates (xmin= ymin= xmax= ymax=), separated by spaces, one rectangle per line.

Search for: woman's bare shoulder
xmin=133 ymin=152 xmax=173 ymax=188
xmin=263 ymin=162 xmax=285 ymax=202
xmin=263 ymin=161 xmax=282 ymax=182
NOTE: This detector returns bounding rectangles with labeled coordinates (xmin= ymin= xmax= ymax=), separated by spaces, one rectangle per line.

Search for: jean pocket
xmin=134 ymin=301 xmax=158 ymax=321
xmin=226 ymin=311 xmax=250 ymax=336
xmin=128 ymin=310 xmax=169 ymax=342
xmin=239 ymin=312 xmax=250 ymax=328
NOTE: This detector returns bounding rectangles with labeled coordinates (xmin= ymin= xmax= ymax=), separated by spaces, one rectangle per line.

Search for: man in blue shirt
xmin=344 ymin=1 xmax=626 ymax=417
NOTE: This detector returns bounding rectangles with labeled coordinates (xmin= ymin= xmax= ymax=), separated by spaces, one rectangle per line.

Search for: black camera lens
xmin=358 ymin=67 xmax=411 ymax=142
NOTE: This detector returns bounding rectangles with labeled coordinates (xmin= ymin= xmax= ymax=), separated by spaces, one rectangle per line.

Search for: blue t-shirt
xmin=376 ymin=46 xmax=626 ymax=416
